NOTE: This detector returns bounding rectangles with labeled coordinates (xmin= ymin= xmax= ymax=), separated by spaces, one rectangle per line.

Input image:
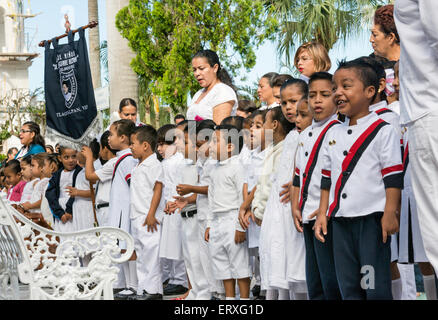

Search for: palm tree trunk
xmin=88 ymin=0 xmax=102 ymax=89
xmin=106 ymin=0 xmax=138 ymax=116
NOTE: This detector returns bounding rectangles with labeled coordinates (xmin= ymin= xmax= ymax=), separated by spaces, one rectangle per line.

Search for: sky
xmin=24 ymin=0 xmax=374 ymax=94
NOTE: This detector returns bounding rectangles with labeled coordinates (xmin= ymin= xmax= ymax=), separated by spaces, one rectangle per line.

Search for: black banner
xmin=44 ymin=27 xmax=100 ymax=149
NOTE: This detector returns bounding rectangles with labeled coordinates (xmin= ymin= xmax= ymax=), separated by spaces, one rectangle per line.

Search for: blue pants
xmin=303 ymin=220 xmax=342 ymax=300
xmin=332 ymin=212 xmax=392 ymax=300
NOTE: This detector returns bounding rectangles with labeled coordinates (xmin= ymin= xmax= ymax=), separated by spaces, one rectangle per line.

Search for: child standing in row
xmin=107 ymin=119 xmax=139 ymax=299
xmin=4 ymin=160 xmax=26 ymax=204
xmin=292 ymin=72 xmax=342 ymax=300
xmin=314 ymin=59 xmax=402 ymax=300
xmin=19 ymin=156 xmax=35 ymax=204
xmin=45 ymin=147 xmax=82 ymax=233
xmin=206 ymin=124 xmax=251 ymax=300
xmin=128 ymin=125 xmax=165 ymax=300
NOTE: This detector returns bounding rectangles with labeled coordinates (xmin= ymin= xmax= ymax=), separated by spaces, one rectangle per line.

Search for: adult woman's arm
xmin=213 ymin=101 xmax=234 ymax=124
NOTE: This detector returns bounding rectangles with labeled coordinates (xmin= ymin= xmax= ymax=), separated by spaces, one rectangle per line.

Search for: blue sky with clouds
xmin=25 ymin=0 xmax=373 ymax=93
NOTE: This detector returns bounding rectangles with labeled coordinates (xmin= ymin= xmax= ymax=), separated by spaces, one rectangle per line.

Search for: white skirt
xmin=159 ymin=211 xmax=184 ymax=260
xmin=259 ymin=176 xmax=306 ymax=291
xmin=398 ymin=187 xmax=429 ymax=263
xmin=72 ymin=198 xmax=95 ymax=232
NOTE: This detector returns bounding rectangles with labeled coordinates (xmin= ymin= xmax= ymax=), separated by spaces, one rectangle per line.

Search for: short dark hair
xmin=132 ymin=125 xmax=158 ymax=151
xmin=4 ymin=159 xmax=21 ymax=174
xmin=237 ymin=100 xmax=257 ymax=114
xmin=308 ymin=72 xmax=333 ymax=87
xmin=111 ymin=119 xmax=136 ymax=139
xmin=58 ymin=145 xmax=77 ymax=155
xmin=21 ymin=155 xmax=32 ymax=166
xmin=249 ymin=109 xmax=268 ymax=122
xmin=270 ymin=74 xmax=294 ymax=88
xmin=89 ymin=138 xmax=100 ymax=160
xmin=220 ymin=116 xmax=245 ymax=131
xmin=214 ymin=124 xmax=243 ymax=156
xmin=196 ymin=119 xmax=216 ymax=142
xmin=280 ymin=78 xmax=309 ymax=99
xmin=268 ymin=106 xmax=295 ymax=134
xmin=174 ymin=114 xmax=186 ymax=122
xmin=336 ymin=58 xmax=379 ymax=102
xmin=100 ymin=131 xmax=118 ymax=155
xmin=157 ymin=124 xmax=177 ymax=145
xmin=354 ymin=56 xmax=386 ymax=101
xmin=7 ymin=147 xmax=18 ymax=156
xmin=119 ymin=98 xmax=137 ymax=112
xmin=261 ymin=72 xmax=279 ymax=87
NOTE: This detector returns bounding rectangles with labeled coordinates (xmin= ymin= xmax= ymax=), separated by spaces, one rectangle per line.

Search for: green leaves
xmin=116 ymin=0 xmax=275 ymax=114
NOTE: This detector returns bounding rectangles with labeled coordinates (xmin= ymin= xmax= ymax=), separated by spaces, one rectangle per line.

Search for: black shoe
xmin=114 ymin=288 xmax=137 ymax=300
xmin=210 ymin=296 xmax=221 ymax=300
xmin=252 ymin=285 xmax=261 ymax=297
xmin=163 ymin=278 xmax=170 ymax=288
xmin=163 ymin=284 xmax=188 ymax=296
xmin=128 ymin=290 xmax=163 ymax=300
xmin=113 ymin=288 xmax=125 ymax=295
xmin=254 ymin=295 xmax=266 ymax=300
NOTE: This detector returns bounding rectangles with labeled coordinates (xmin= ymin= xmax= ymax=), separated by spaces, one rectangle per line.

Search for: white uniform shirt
xmin=320 ymin=112 xmax=403 ymax=218
xmin=29 ymin=178 xmax=50 ymax=213
xmin=95 ymin=157 xmax=117 ymax=206
xmin=294 ymin=114 xmax=340 ymax=223
xmin=108 ymin=148 xmax=138 ymax=230
xmin=176 ymin=158 xmax=198 ymax=213
xmin=130 ymin=153 xmax=164 ymax=221
xmin=162 ymin=151 xmax=184 ymax=204
xmin=208 ymin=155 xmax=245 ymax=231
xmin=252 ymin=140 xmax=284 ymax=220
xmin=394 ymin=0 xmax=438 ymax=125
xmin=259 ymin=102 xmax=280 ymax=111
xmin=370 ymin=100 xmax=401 ymax=134
xmin=245 ymin=147 xmax=267 ymax=192
xmin=187 ymin=83 xmax=238 ymax=121
xmin=196 ymin=157 xmax=217 ymax=221
xmin=20 ymin=178 xmax=40 ymax=204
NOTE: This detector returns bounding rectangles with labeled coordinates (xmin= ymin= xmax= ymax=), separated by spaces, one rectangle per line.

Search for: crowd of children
xmin=1 ymin=21 xmax=437 ymax=301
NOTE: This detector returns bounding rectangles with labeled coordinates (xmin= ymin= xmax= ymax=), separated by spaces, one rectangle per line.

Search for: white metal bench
xmin=0 ymin=194 xmax=134 ymax=300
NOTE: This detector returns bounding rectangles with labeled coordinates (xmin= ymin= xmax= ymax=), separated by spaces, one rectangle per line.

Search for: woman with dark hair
xmin=370 ymin=5 xmax=400 ymax=63
xmin=187 ymin=49 xmax=238 ymax=125
xmin=257 ymin=72 xmax=279 ymax=110
xmin=15 ymin=121 xmax=46 ymax=160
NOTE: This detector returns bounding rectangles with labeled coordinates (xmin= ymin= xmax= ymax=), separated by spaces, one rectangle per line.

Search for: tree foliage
xmin=115 ymin=0 xmax=276 ymax=114
xmin=264 ymin=0 xmax=387 ymax=65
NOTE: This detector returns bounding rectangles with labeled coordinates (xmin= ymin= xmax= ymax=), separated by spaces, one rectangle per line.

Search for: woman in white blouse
xmin=187 ymin=50 xmax=238 ymax=125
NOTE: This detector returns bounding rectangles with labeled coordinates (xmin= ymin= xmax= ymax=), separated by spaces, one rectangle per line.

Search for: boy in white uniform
xmin=107 ymin=119 xmax=139 ymax=299
xmin=127 ymin=125 xmax=165 ymax=300
xmin=82 ymin=131 xmax=118 ymax=227
xmin=206 ymin=124 xmax=251 ymax=300
xmin=314 ymin=59 xmax=403 ymax=299
xmin=292 ymin=72 xmax=342 ymax=300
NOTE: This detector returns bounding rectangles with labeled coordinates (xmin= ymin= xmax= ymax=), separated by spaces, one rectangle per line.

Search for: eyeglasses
xmin=20 ymin=129 xmax=32 ymax=134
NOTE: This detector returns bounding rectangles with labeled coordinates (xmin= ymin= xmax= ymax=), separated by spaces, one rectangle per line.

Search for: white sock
xmin=391 ymin=278 xmax=402 ymax=300
xmin=278 ymin=289 xmax=290 ymax=300
xmin=240 ymin=298 xmax=250 ymax=300
xmin=225 ymin=297 xmax=235 ymax=300
xmin=423 ymin=275 xmax=437 ymax=300
xmin=266 ymin=289 xmax=278 ymax=300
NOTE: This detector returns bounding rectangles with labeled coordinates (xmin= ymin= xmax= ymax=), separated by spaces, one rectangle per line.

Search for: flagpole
xmin=38 ymin=21 xmax=99 ymax=47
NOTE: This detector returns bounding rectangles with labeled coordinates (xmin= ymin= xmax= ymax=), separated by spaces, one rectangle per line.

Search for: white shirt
xmin=370 ymin=100 xmax=401 ymax=136
xmin=294 ymin=114 xmax=340 ymax=223
xmin=208 ymin=155 xmax=245 ymax=231
xmin=95 ymin=157 xmax=117 ymax=205
xmin=176 ymin=158 xmax=198 ymax=213
xmin=320 ymin=112 xmax=403 ymax=218
xmin=162 ymin=151 xmax=184 ymax=203
xmin=130 ymin=153 xmax=164 ymax=221
xmin=259 ymin=102 xmax=280 ymax=111
xmin=187 ymin=83 xmax=238 ymax=121
xmin=245 ymin=147 xmax=267 ymax=192
xmin=59 ymin=170 xmax=75 ymax=210
xmin=29 ymin=178 xmax=50 ymax=213
xmin=196 ymin=157 xmax=217 ymax=221
xmin=394 ymin=0 xmax=438 ymax=125
xmin=20 ymin=178 xmax=40 ymax=204
xmin=252 ymin=140 xmax=284 ymax=220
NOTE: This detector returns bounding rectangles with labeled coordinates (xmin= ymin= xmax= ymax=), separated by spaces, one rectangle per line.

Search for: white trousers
xmin=198 ymin=218 xmax=224 ymax=294
xmin=408 ymin=110 xmax=438 ymax=275
xmin=181 ymin=215 xmax=210 ymax=300
xmin=161 ymin=258 xmax=187 ymax=286
xmin=131 ymin=216 xmax=162 ymax=294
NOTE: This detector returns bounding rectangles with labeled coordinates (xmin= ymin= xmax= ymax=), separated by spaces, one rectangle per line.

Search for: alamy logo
xmin=360 ymin=265 xmax=375 ymax=290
